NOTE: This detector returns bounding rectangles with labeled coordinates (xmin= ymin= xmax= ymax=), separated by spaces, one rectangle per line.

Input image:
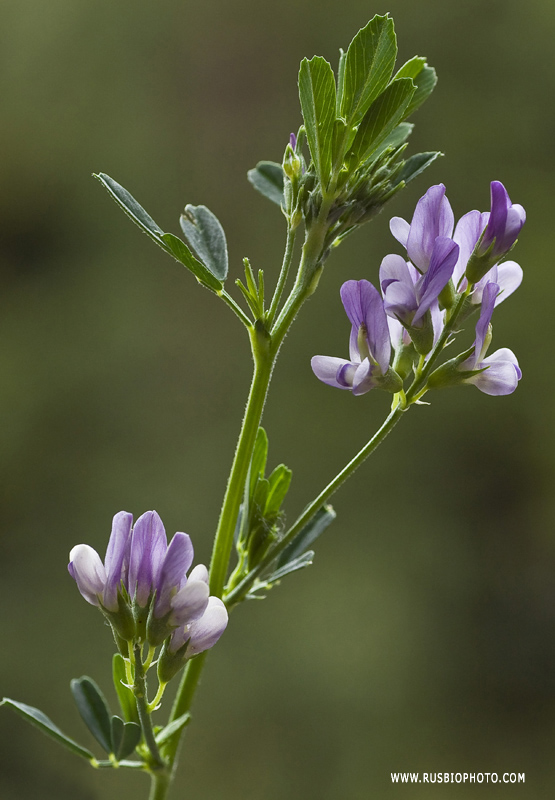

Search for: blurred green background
xmin=1 ymin=0 xmax=554 ymax=797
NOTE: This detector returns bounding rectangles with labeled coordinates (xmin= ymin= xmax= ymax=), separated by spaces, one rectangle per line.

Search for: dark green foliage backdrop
xmin=1 ymin=0 xmax=554 ymax=797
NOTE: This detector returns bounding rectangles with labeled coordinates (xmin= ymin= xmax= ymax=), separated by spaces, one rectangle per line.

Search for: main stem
xmin=162 ymin=205 xmax=333 ymax=795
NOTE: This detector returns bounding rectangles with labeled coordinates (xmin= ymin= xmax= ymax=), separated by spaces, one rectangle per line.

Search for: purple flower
xmin=68 ymin=511 xmax=133 ymax=612
xmin=459 ymin=182 xmax=525 ymax=284
xmin=380 ymin=237 xmax=459 ymax=329
xmin=453 ymin=207 xmax=523 ymax=302
xmin=311 ymin=280 xmax=396 ymax=396
xmin=289 ymin=132 xmax=297 ymax=150
xmin=479 ymin=181 xmax=525 ymax=259
xmin=390 ymin=184 xmax=454 ymax=273
xmin=69 ymin=510 xmax=216 ymax=646
xmin=459 ymin=282 xmax=521 ymax=395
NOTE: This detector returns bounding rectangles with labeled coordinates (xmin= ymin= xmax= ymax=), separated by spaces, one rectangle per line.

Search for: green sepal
xmin=298 ymin=55 xmax=336 ymax=187
xmin=394 ymin=56 xmax=437 ymax=117
xmin=179 ymin=205 xmax=228 ymax=282
xmin=1 ymin=698 xmax=95 ymax=763
xmin=247 ymin=161 xmax=285 ymax=206
xmin=157 ymin=639 xmax=189 ymax=685
xmin=277 ymin=505 xmax=336 ymax=567
xmin=110 ymin=715 xmax=141 ymax=761
xmin=350 ymin=78 xmax=415 ymax=166
xmin=112 ymin=654 xmax=139 ymax=725
xmin=405 ymin=312 xmax=435 ymax=356
xmin=340 ymin=15 xmax=397 ymax=125
xmin=426 ymin=346 xmax=480 ymax=390
xmin=93 ymin=173 xmax=223 ymax=293
xmin=376 ymin=366 xmax=404 ymax=393
xmin=70 ymin=676 xmax=112 ymax=754
xmin=392 ymin=341 xmax=417 ymax=381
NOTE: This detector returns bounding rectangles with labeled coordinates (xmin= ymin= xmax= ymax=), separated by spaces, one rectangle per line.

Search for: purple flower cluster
xmin=311 ymin=181 xmax=524 ymax=397
xmin=68 ymin=510 xmax=228 ymax=657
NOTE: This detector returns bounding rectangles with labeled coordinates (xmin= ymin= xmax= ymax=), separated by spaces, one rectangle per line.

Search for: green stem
xmin=133 ymin=645 xmax=166 ymax=772
xmin=149 ymin=770 xmax=171 ymax=800
xmin=405 ymin=286 xmax=471 ymax=403
xmin=208 ymin=340 xmax=274 ymax=597
xmin=267 ymin=224 xmax=297 ymax=326
xmin=162 ymin=201 xmax=336 ymax=796
xmin=220 ymin=289 xmax=253 ymax=328
xmin=224 ymin=402 xmax=407 ymax=606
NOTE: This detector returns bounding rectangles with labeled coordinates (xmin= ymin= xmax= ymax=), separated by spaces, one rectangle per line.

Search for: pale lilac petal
xmin=389 ymin=216 xmax=410 ymax=247
xmin=406 ymin=184 xmax=454 ymax=271
xmin=188 ymin=564 xmax=209 ymax=585
xmin=472 ymin=282 xmax=498 ymax=368
xmin=128 ymin=510 xmax=168 ymax=607
xmin=430 ymin=302 xmax=445 ymax=347
xmin=351 ymin=359 xmax=375 ymax=396
xmin=68 ymin=545 xmax=106 ymax=607
xmin=361 ymin=282 xmax=391 ymax=373
xmin=103 ymin=511 xmax=133 ymax=612
xmin=379 ymin=253 xmax=413 ymax=290
xmin=311 ymin=356 xmax=356 ymax=389
xmin=386 ymin=316 xmax=405 ymax=349
xmin=171 ymin=580 xmax=210 ymax=625
xmin=340 ymin=280 xmax=365 ymax=329
xmin=154 ymin=532 xmax=194 ymax=617
xmin=184 ymin=598 xmax=228 ymax=658
xmin=453 ymin=210 xmax=488 ymax=284
xmin=383 ymin=280 xmax=416 ymax=323
xmin=413 ymin=237 xmax=458 ymax=324
xmin=493 ymin=261 xmax=523 ymax=305
xmin=468 ymin=351 xmax=520 ymax=396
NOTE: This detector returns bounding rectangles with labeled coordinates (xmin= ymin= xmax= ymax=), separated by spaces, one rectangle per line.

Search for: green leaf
xmin=155 ymin=713 xmax=191 ymax=748
xmin=395 ymin=151 xmax=442 ymax=186
xmin=298 ymin=55 xmax=336 ymax=186
xmin=247 ymin=162 xmax=284 ymax=206
xmin=265 ymin=464 xmax=292 ymax=516
xmin=94 ymin=173 xmax=165 ymax=246
xmin=112 ymin=654 xmax=139 ymax=725
xmin=1 ymin=698 xmax=95 ymax=762
xmin=70 ymin=676 xmax=112 ymax=754
xmin=249 ymin=427 xmax=268 ymax=496
xmin=265 ymin=550 xmax=314 ymax=583
xmin=277 ymin=505 xmax=336 ymax=567
xmin=351 ymin=78 xmax=415 ymax=165
xmin=375 ymin=121 xmax=413 ymax=153
xmin=340 ymin=15 xmax=397 ymax=125
xmin=95 ymin=173 xmax=224 ymax=293
xmin=179 ymin=205 xmax=228 ymax=281
xmin=110 ymin=715 xmax=141 ymax=760
xmin=395 ymin=56 xmax=437 ymax=117
xmin=160 ymin=233 xmax=223 ymax=293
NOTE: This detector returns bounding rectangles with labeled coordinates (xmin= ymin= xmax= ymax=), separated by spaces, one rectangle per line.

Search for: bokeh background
xmin=1 ymin=0 xmax=554 ymax=797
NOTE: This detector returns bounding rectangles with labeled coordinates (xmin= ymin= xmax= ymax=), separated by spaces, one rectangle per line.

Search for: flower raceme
xmin=68 ymin=510 xmax=228 ymax=655
xmin=311 ymin=280 xmax=402 ymax=395
xmin=311 ymin=181 xmax=524 ymax=401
